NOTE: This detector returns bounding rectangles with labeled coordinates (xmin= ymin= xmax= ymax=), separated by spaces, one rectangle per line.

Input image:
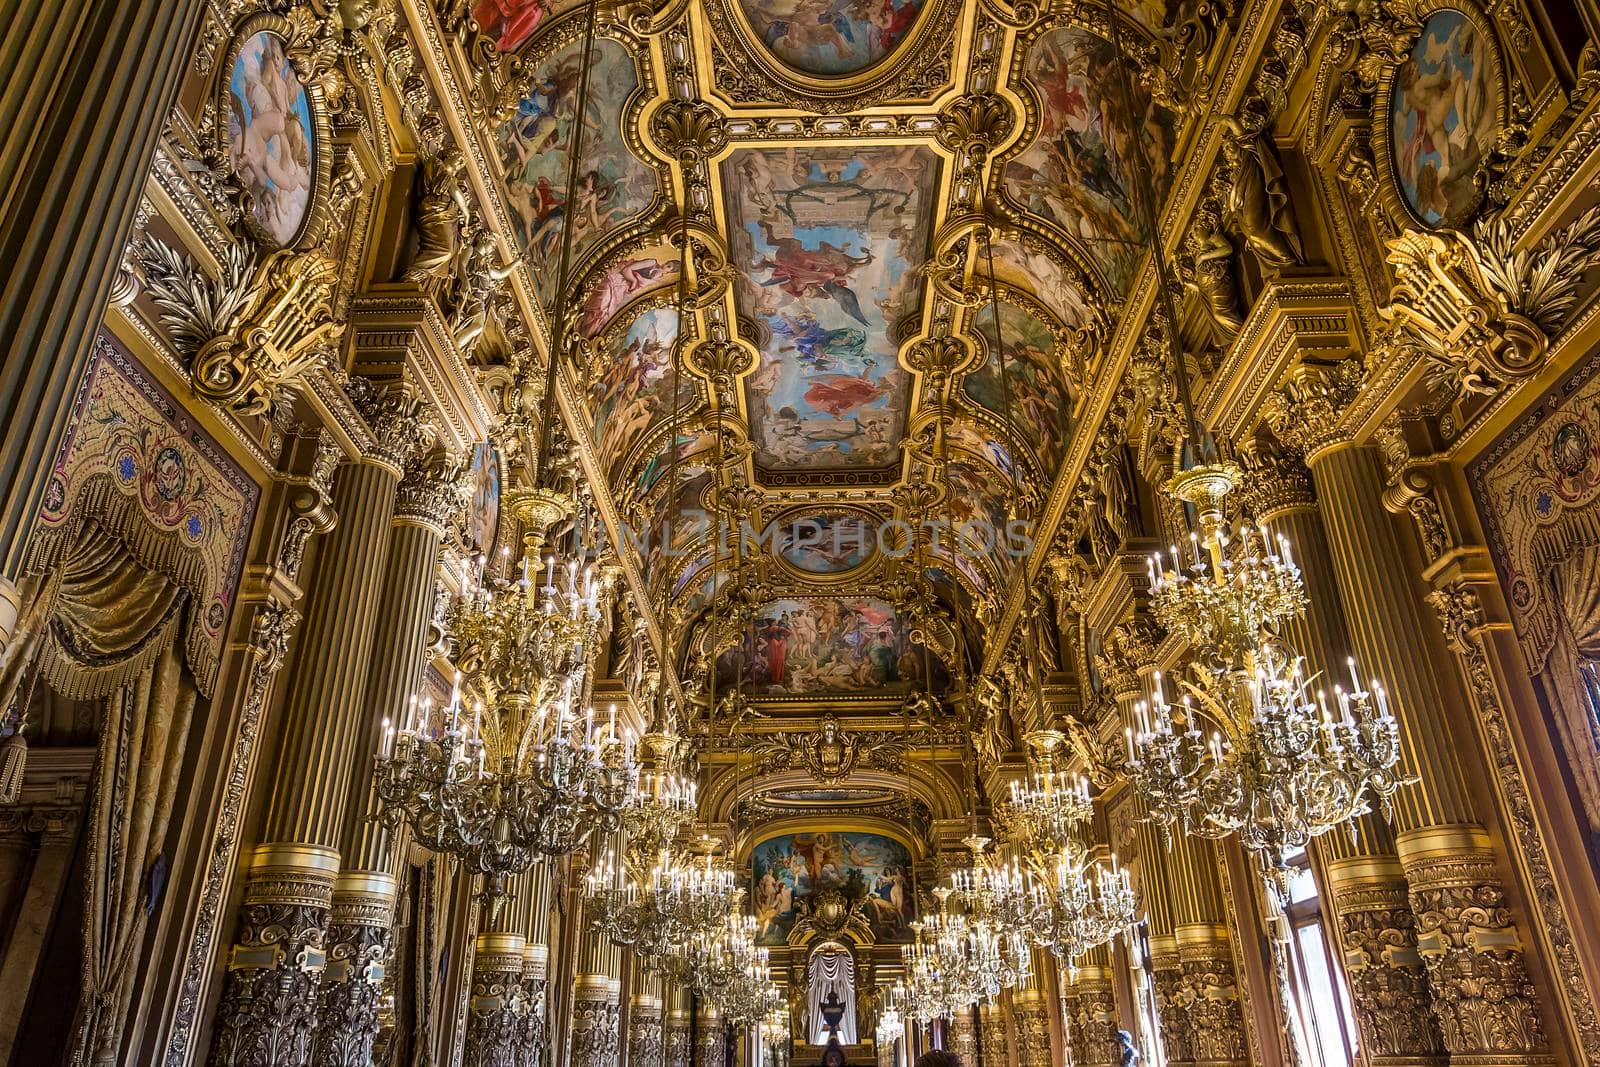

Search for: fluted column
xmin=1306 ymin=439 xmax=1551 ymax=1063
xmin=463 ymin=928 xmax=528 ymax=1067
xmin=663 ymin=991 xmax=690 ymax=1067
xmin=0 ymin=0 xmax=206 ymax=650
xmin=314 ymin=453 xmax=455 ymax=1066
xmin=1237 ymin=436 xmax=1446 ymax=1066
xmin=1064 ymin=948 xmax=1120 ymax=1066
xmin=693 ymin=1001 xmax=723 ymax=1067
xmin=949 ymin=1006 xmax=979 ymax=1063
xmin=210 ymin=438 xmax=408 ymax=1066
xmin=573 ymin=927 xmax=622 ymax=1067
xmin=520 ymin=868 xmax=553 ymax=1067
xmin=628 ymin=969 xmax=664 ymax=1067
xmin=1164 ymin=833 xmax=1247 ymax=1067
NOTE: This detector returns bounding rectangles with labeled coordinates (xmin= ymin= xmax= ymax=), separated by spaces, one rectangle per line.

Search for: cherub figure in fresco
xmin=753 ymin=221 xmax=873 ymax=326
xmin=760 ymin=0 xmax=851 ymax=59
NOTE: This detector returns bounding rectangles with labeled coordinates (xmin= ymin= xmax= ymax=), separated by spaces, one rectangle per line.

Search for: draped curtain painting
xmin=1472 ymin=353 xmax=1600 ymax=837
xmin=0 ymin=334 xmax=258 ymax=1064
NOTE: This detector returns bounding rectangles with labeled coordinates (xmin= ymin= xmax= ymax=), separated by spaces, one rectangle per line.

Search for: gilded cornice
xmin=347 ymin=289 xmax=493 ymax=453
xmin=1197 ymin=277 xmax=1358 ymax=442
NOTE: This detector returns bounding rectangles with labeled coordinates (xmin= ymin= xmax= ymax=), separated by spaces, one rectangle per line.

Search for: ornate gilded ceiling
xmin=429 ymin=0 xmax=1191 ymax=703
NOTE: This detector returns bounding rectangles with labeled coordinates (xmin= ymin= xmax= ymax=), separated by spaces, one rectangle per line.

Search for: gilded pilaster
xmin=1238 ymin=435 xmax=1445 ymax=1065
xmin=1064 ymin=954 xmax=1120 ymax=1067
xmin=1305 ymin=440 xmax=1550 ymax=1063
xmin=212 ymin=444 xmax=407 ymax=1067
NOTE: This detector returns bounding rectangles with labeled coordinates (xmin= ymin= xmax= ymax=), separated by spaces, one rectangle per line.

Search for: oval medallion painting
xmin=770 ymin=509 xmax=878 ymax=574
xmin=742 ymin=0 xmax=926 ymax=76
xmin=1388 ymin=9 xmax=1501 ymax=228
xmin=227 ymin=30 xmax=316 ymax=247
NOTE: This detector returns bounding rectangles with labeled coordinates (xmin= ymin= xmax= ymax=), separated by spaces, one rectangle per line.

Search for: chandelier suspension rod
xmin=534 ymin=0 xmax=605 ymax=485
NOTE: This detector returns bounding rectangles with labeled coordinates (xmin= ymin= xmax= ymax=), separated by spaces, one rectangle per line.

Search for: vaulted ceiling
xmin=431 ymin=0 xmax=1185 ymax=711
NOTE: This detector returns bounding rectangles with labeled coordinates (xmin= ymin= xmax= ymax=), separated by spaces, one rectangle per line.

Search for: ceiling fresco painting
xmin=1002 ymin=26 xmax=1175 ymax=296
xmin=496 ymin=38 xmax=656 ymax=299
xmin=738 ymin=0 xmax=928 ymax=76
xmin=580 ymin=246 xmax=681 ymax=337
xmin=715 ymin=597 xmax=944 ymax=695
xmin=725 ymin=146 xmax=936 ymax=476
xmin=964 ymin=300 xmax=1074 ymax=473
xmin=470 ymin=0 xmax=579 ymax=52
xmin=586 ymin=306 xmax=697 ymax=478
xmin=986 ymin=237 xmax=1096 ymax=330
xmin=769 ymin=508 xmax=880 ymax=574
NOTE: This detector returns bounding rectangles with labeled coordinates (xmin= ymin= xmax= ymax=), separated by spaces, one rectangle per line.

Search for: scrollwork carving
xmin=137 ymin=238 xmax=343 ymax=419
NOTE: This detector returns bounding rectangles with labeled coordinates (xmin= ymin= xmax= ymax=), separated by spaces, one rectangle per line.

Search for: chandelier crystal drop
xmin=1126 ymin=462 xmax=1411 ymax=897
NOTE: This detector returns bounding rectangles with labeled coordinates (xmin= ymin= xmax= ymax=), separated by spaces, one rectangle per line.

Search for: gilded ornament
xmin=138 ymin=237 xmax=343 ymax=419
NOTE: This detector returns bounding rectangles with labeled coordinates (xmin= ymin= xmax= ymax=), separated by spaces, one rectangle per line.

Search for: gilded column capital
xmin=351 ymin=379 xmax=429 ymax=475
xmin=1260 ymin=359 xmax=1364 ymax=460
xmin=1234 ymin=435 xmax=1315 ymax=520
xmin=1094 ymin=616 xmax=1160 ymax=699
xmin=393 ymin=450 xmax=467 ymax=534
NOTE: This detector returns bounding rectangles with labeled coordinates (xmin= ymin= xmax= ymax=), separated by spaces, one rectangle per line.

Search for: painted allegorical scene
xmin=586 ymin=307 xmax=698 ymax=477
xmin=965 ymin=301 xmax=1074 ymax=474
xmin=581 ymin=251 xmax=680 ymax=337
xmin=740 ymin=0 xmax=926 ymax=76
xmin=228 ymin=30 xmax=316 ymax=247
xmin=724 ymin=146 xmax=935 ymax=472
xmin=471 ymin=0 xmax=580 ymax=53
xmin=715 ymin=597 xmax=941 ymax=694
xmin=1003 ymin=27 xmax=1174 ymax=295
xmin=497 ymin=39 xmax=657 ymax=299
xmin=751 ymin=831 xmax=915 ymax=945
xmin=987 ymin=238 xmax=1095 ymax=330
xmin=1389 ymin=9 xmax=1500 ymax=228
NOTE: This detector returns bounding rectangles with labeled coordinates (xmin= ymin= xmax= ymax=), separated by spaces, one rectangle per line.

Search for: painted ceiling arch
xmin=493 ymin=30 xmax=665 ymax=304
xmin=734 ymin=0 xmax=932 ymax=77
xmin=998 ymin=20 xmax=1177 ymax=299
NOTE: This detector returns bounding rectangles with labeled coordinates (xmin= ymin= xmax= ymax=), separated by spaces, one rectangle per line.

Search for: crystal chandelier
xmin=1126 ymin=462 xmax=1410 ymax=896
xmin=585 ymin=832 xmax=737 ymax=965
xmin=990 ymin=741 xmax=1137 ymax=963
xmin=375 ymin=552 xmax=639 ymax=895
xmin=762 ymin=1005 xmax=792 ymax=1065
xmin=899 ymin=905 xmax=996 ymax=1022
